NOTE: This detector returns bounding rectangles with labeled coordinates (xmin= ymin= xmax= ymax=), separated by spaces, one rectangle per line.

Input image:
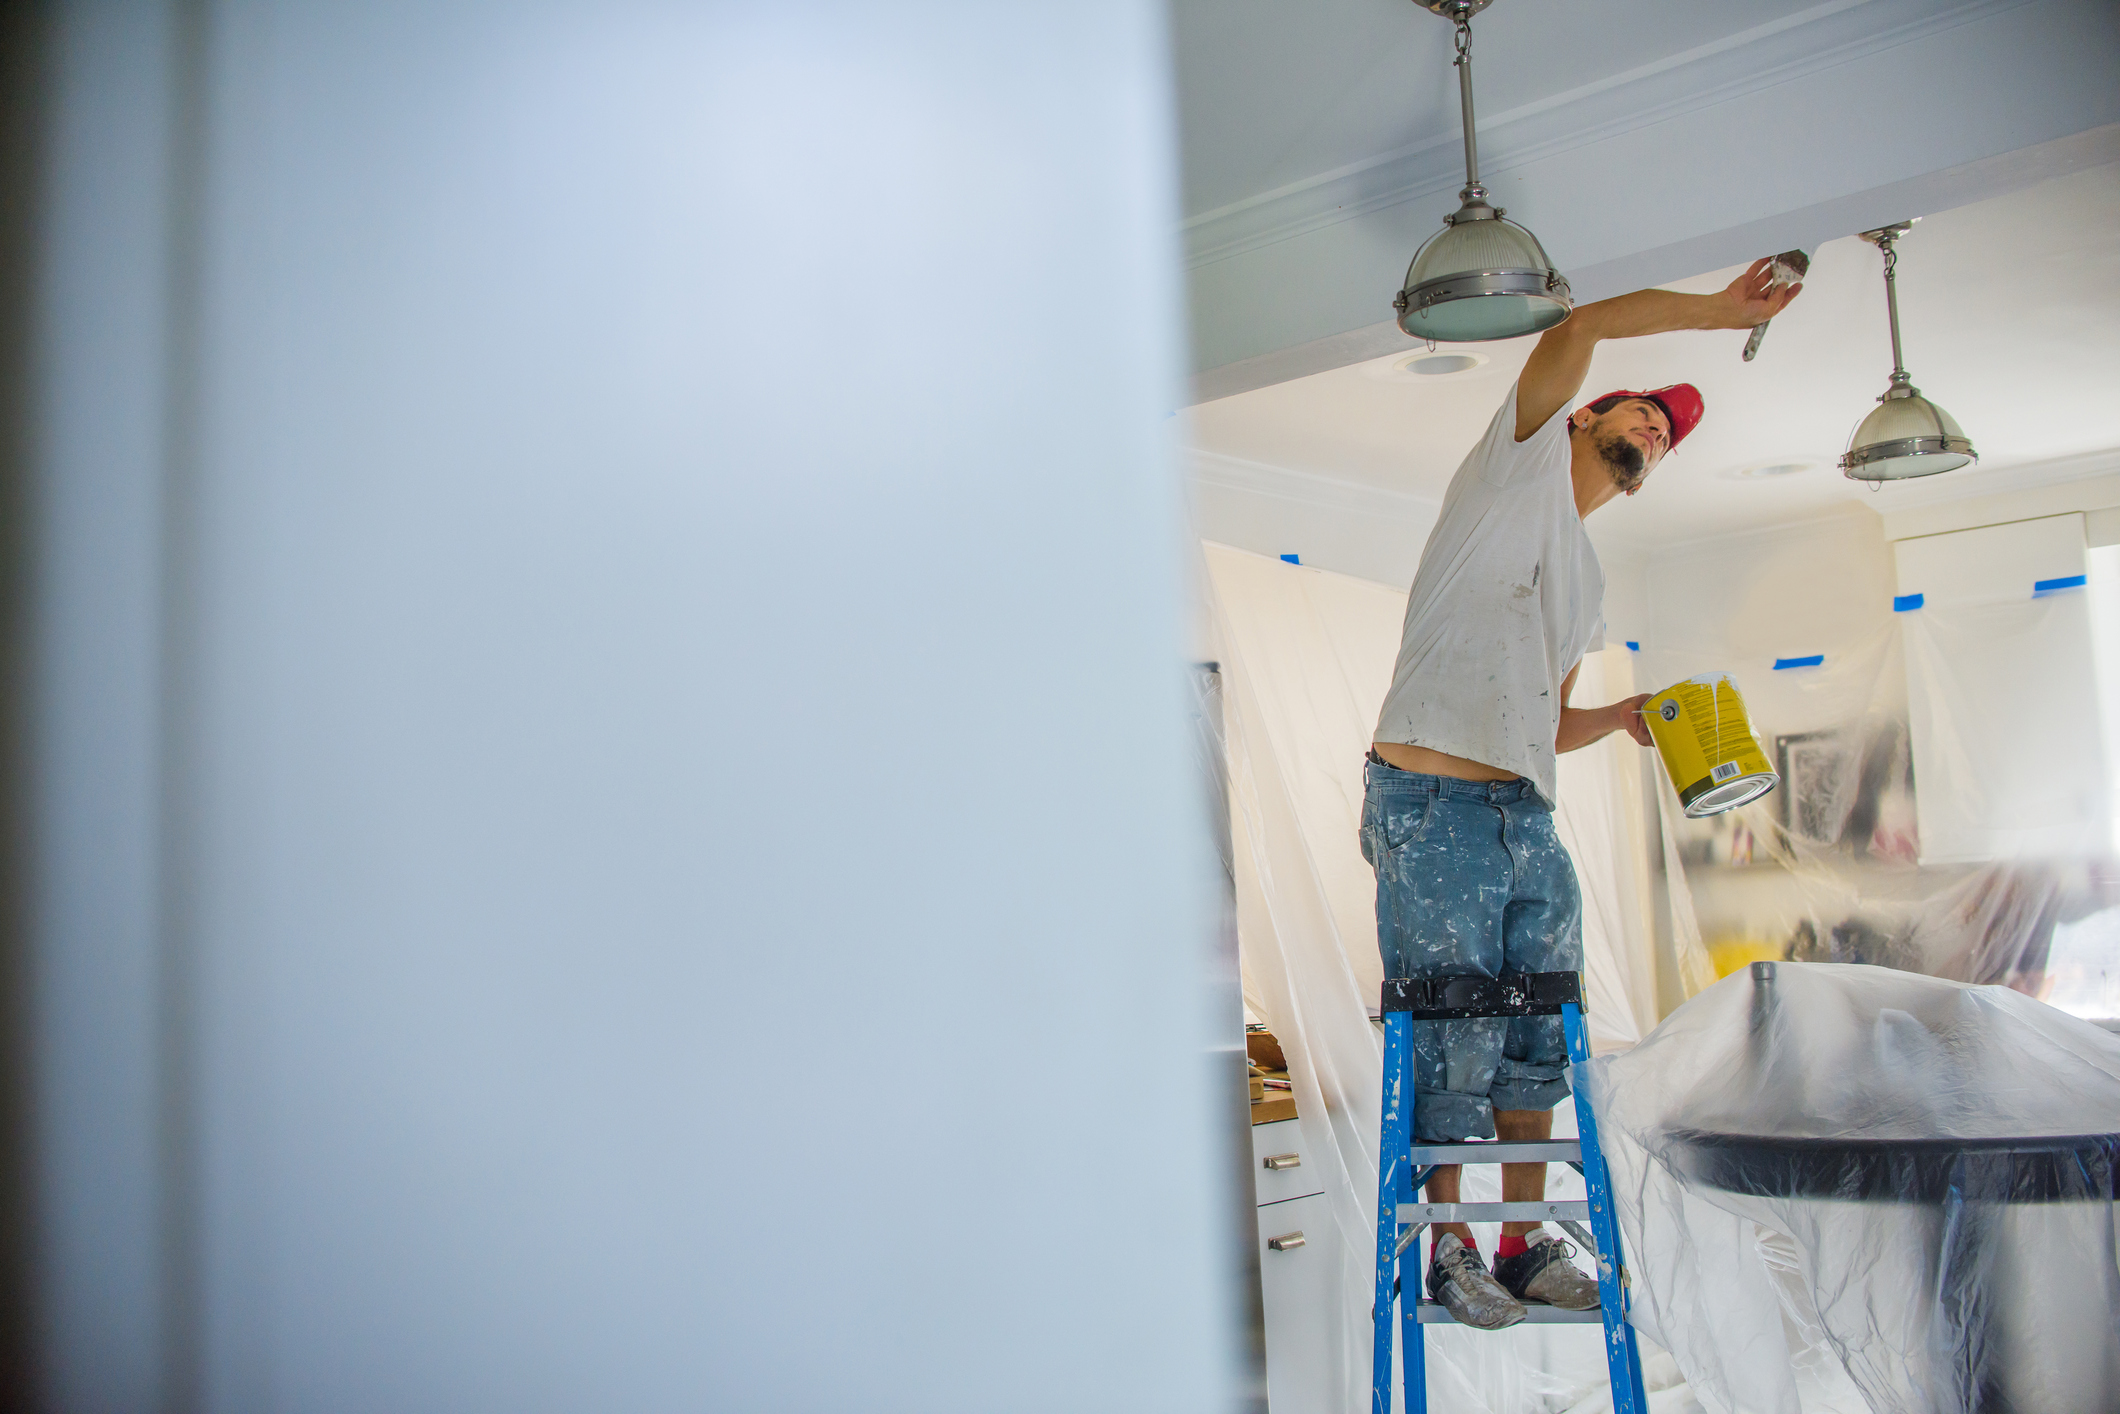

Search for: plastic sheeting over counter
xmin=1583 ymin=961 xmax=2120 ymax=1414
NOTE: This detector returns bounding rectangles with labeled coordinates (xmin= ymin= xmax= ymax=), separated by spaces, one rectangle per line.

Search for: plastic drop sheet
xmin=1634 ymin=523 xmax=2120 ymax=1017
xmin=1581 ymin=961 xmax=2120 ymax=1414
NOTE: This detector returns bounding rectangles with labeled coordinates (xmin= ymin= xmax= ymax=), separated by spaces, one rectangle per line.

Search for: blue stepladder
xmin=1371 ymin=971 xmax=1649 ymax=1414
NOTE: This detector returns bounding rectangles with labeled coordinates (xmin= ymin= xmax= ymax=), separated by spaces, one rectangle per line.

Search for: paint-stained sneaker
xmin=1425 ymin=1232 xmax=1526 ymax=1330
xmin=1493 ymin=1230 xmax=1602 ymax=1311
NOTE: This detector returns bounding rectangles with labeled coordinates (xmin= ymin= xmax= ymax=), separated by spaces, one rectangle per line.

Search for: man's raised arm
xmin=1513 ymin=258 xmax=1803 ymax=442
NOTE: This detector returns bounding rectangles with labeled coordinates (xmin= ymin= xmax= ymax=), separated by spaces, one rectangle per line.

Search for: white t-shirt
xmin=1372 ymin=382 xmax=1604 ymax=807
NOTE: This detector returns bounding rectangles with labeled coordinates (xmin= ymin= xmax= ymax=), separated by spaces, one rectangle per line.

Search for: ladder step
xmin=1407 ymin=1140 xmax=1581 ymax=1165
xmin=1415 ymin=1300 xmax=1603 ymax=1325
xmin=1397 ymin=1200 xmax=1590 ymax=1223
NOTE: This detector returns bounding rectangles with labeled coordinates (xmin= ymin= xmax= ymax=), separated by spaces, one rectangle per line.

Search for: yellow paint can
xmin=1643 ymin=674 xmax=1779 ymax=817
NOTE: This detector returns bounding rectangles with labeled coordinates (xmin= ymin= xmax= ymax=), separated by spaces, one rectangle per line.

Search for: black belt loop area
xmin=1380 ymin=971 xmax=1584 ymax=1020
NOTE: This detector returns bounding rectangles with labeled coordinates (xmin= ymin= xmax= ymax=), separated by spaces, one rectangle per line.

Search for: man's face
xmin=1582 ymin=399 xmax=1671 ymax=494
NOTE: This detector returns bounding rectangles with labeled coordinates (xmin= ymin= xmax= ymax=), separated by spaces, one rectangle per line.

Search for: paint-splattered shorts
xmin=1359 ymin=758 xmax=1582 ymax=1142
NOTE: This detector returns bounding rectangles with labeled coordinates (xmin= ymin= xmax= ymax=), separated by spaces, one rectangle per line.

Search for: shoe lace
xmin=1435 ymin=1243 xmax=1482 ymax=1277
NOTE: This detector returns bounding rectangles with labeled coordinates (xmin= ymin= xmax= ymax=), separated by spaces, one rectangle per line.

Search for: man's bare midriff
xmin=1369 ymin=741 xmax=1520 ymax=782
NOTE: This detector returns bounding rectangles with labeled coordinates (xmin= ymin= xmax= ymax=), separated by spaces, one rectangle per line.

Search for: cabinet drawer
xmin=1256 ymin=1193 xmax=1335 ymax=1414
xmin=1250 ymin=1117 xmax=1323 ymax=1206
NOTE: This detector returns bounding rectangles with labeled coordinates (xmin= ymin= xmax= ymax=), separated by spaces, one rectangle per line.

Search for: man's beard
xmin=1595 ymin=433 xmax=1648 ymax=493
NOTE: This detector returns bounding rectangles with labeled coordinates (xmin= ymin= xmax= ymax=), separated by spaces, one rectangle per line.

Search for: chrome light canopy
xmin=1841 ymin=222 xmax=1976 ymax=482
xmin=1393 ymin=1 xmax=1571 ymax=343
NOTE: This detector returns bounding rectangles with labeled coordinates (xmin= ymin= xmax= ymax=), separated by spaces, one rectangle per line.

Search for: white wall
xmin=30 ymin=3 xmax=175 ymax=1404
xmin=1896 ymin=515 xmax=2109 ymax=861
xmin=2092 ymin=543 xmax=2120 ymax=855
xmin=1190 ymin=450 xmax=1439 ymax=590
xmin=1638 ymin=505 xmax=1901 ymax=740
xmin=32 ymin=3 xmax=1236 ymax=1411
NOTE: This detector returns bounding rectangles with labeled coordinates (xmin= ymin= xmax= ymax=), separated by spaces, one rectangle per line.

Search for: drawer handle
xmin=1268 ymin=1232 xmax=1306 ymax=1251
xmin=1263 ymin=1153 xmax=1301 ymax=1170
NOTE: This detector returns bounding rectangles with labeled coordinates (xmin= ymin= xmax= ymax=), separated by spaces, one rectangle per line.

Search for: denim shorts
xmin=1360 ymin=756 xmax=1583 ymax=1141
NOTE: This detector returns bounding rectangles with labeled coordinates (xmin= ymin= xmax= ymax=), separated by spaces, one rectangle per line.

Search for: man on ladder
xmin=1364 ymin=263 xmax=1803 ymax=1328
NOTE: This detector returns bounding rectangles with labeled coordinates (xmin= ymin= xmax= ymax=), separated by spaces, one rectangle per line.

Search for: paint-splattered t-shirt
xmin=1372 ymin=381 xmax=1604 ymax=807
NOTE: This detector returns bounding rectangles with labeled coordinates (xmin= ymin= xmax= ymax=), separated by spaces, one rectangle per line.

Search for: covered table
xmin=1580 ymin=962 xmax=2120 ymax=1414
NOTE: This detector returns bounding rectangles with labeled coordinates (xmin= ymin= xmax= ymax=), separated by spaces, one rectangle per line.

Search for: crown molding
xmin=1182 ymin=0 xmax=2023 ymax=271
xmin=1878 ymin=447 xmax=2120 ymax=539
xmin=1190 ymin=444 xmax=2120 ymax=565
xmin=1189 ymin=448 xmax=1441 ymax=523
xmin=1643 ymin=499 xmax=1887 ymax=558
xmin=1628 ymin=447 xmax=2120 ymax=554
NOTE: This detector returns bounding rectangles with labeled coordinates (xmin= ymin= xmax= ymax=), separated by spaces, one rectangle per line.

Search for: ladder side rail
xmin=1400 ymin=1025 xmax=1424 ymax=1414
xmin=1401 ymin=1233 xmax=1424 ymax=1414
xmin=1563 ymin=1000 xmax=1650 ymax=1414
xmin=1374 ymin=1012 xmax=1412 ymax=1414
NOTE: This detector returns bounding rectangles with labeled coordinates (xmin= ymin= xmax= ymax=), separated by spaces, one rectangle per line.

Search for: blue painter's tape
xmin=1625 ymin=641 xmax=1640 ymax=652
xmin=2033 ymin=574 xmax=2086 ymax=595
xmin=1893 ymin=593 xmax=1923 ymax=612
xmin=1280 ymin=553 xmax=1301 ymax=565
xmin=1773 ymin=654 xmax=1825 ymax=670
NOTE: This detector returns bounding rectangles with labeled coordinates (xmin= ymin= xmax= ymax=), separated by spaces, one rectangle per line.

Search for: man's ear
xmin=1569 ymin=408 xmax=1592 ymax=432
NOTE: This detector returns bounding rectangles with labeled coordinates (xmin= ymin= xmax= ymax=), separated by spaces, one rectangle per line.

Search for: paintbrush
xmin=1741 ymin=249 xmax=1810 ymax=361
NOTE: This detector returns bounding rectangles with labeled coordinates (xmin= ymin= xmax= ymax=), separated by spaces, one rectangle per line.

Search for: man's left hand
xmin=1614 ymin=694 xmax=1653 ymax=747
xmin=1556 ymin=692 xmax=1656 ymax=755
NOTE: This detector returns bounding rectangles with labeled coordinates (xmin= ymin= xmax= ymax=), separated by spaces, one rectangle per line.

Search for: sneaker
xmin=1493 ymin=1230 xmax=1601 ymax=1311
xmin=1425 ymin=1232 xmax=1526 ymax=1330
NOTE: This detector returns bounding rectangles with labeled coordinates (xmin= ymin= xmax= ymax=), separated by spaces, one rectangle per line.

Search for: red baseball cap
xmin=1588 ymin=383 xmax=1703 ymax=450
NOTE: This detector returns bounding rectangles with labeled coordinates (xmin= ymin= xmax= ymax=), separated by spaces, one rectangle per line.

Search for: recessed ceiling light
xmin=1403 ymin=352 xmax=1482 ymax=376
xmin=1724 ymin=458 xmax=1825 ymax=481
xmin=1368 ymin=350 xmax=1491 ymax=382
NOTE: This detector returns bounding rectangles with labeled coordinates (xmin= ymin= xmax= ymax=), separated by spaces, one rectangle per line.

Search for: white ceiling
xmin=1168 ymin=0 xmax=1820 ymax=222
xmin=1182 ymin=159 xmax=2120 ymax=550
xmin=1168 ymin=0 xmax=2120 ymax=387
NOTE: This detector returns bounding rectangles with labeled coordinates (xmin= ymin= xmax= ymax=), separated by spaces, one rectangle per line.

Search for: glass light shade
xmin=1840 ymin=384 xmax=1977 ymax=481
xmin=1395 ymin=209 xmax=1571 ymax=343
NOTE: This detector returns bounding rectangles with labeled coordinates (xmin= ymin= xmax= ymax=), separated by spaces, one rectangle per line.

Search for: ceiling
xmin=1182 ymin=159 xmax=2120 ymax=551
xmin=1168 ymin=0 xmax=2120 ymax=387
xmin=1169 ymin=0 xmax=1819 ymax=223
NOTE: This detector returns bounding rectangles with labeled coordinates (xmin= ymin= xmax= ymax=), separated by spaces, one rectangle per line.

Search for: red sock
xmin=1496 ymin=1234 xmax=1529 ymax=1259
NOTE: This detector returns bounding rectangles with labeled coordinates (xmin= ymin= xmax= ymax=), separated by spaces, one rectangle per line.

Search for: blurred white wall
xmin=32 ymin=1 xmax=180 ymax=1405
xmin=31 ymin=3 xmax=1235 ymax=1410
xmin=1186 ymin=450 xmax=1440 ymax=591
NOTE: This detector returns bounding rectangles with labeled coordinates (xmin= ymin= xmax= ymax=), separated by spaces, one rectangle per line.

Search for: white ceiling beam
xmin=1185 ymin=0 xmax=2120 ymax=402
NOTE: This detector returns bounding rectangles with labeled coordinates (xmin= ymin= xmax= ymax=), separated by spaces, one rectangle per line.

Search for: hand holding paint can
xmin=1642 ymin=675 xmax=1780 ymax=817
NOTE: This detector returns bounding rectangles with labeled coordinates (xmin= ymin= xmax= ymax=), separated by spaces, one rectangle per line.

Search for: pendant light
xmin=1840 ymin=221 xmax=1976 ymax=482
xmin=1393 ymin=0 xmax=1570 ymax=344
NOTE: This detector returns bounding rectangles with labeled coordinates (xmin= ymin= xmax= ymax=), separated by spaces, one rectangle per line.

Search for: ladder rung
xmin=1407 ymin=1141 xmax=1581 ymax=1165
xmin=1414 ymin=1300 xmax=1603 ymax=1324
xmin=1397 ymin=1200 xmax=1589 ymax=1223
